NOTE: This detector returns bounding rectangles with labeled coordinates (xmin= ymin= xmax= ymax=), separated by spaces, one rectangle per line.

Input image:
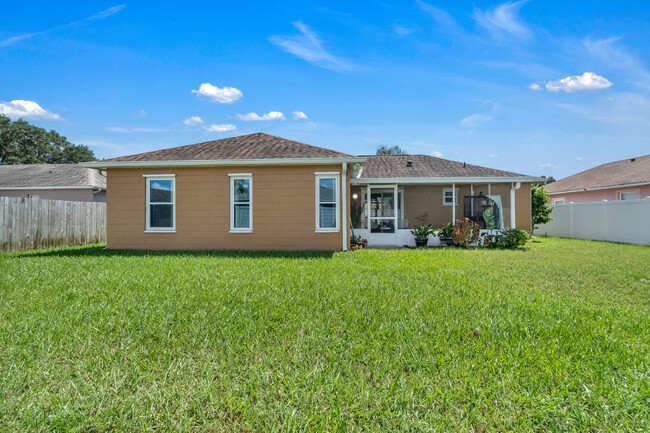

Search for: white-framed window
xmin=442 ymin=188 xmax=460 ymax=206
xmin=144 ymin=174 xmax=176 ymax=232
xmin=553 ymin=198 xmax=565 ymax=205
xmin=230 ymin=174 xmax=252 ymax=232
xmin=315 ymin=173 xmax=340 ymax=232
xmin=619 ymin=191 xmax=639 ymax=200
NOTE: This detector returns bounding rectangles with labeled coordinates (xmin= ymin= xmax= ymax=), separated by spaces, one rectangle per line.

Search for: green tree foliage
xmin=533 ymin=175 xmax=556 ymax=187
xmin=0 ymin=114 xmax=95 ymax=164
xmin=531 ymin=185 xmax=553 ymax=234
xmin=376 ymin=144 xmax=407 ymax=155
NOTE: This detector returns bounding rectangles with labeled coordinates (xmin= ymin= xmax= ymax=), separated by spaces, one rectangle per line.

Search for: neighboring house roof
xmin=83 ymin=133 xmax=364 ymax=168
xmin=354 ymin=154 xmax=537 ymax=183
xmin=0 ymin=164 xmax=106 ymax=190
xmin=546 ymin=154 xmax=650 ymax=194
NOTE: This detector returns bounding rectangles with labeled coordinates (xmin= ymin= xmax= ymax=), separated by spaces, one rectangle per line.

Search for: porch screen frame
xmin=367 ymin=184 xmax=399 ymax=234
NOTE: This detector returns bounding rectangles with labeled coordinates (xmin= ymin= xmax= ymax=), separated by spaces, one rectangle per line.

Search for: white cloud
xmin=576 ymin=156 xmax=588 ymax=162
xmin=292 ymin=111 xmax=308 ymax=120
xmin=269 ymin=21 xmax=353 ymax=72
xmin=393 ymin=25 xmax=417 ymax=36
xmin=204 ymin=124 xmax=236 ymax=132
xmin=431 ymin=150 xmax=443 ymax=157
xmin=0 ymin=100 xmax=61 ymax=120
xmin=191 ymin=83 xmax=243 ymax=104
xmin=417 ymin=1 xmax=465 ymax=38
xmin=489 ymin=154 xmax=499 ymax=158
xmin=137 ymin=109 xmax=147 ymax=118
xmin=557 ymin=93 xmax=650 ymax=126
xmin=545 ymin=72 xmax=613 ymax=93
xmin=151 ymin=182 xmax=172 ymax=191
xmin=236 ymin=111 xmax=285 ymax=122
xmin=582 ymin=37 xmax=650 ymax=90
xmin=473 ymin=1 xmax=531 ymax=38
xmin=0 ymin=4 xmax=126 ymax=47
xmin=529 ymin=83 xmax=542 ymax=91
xmin=183 ymin=116 xmax=204 ymax=126
xmin=461 ymin=113 xmax=494 ymax=130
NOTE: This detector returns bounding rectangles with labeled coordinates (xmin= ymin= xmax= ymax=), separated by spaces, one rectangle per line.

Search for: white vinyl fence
xmin=0 ymin=196 xmax=106 ymax=253
xmin=538 ymin=198 xmax=650 ymax=246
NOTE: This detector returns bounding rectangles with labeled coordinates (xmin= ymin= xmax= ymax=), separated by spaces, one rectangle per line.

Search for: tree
xmin=533 ymin=175 xmax=556 ymax=187
xmin=531 ymin=185 xmax=553 ymax=235
xmin=0 ymin=114 xmax=95 ymax=164
xmin=376 ymin=144 xmax=407 ymax=155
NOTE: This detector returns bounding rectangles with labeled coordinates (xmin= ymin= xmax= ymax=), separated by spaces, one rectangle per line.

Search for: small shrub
xmin=436 ymin=221 xmax=453 ymax=240
xmin=451 ymin=218 xmax=481 ymax=248
xmin=350 ymin=234 xmax=368 ymax=248
xmin=496 ymin=228 xmax=528 ymax=249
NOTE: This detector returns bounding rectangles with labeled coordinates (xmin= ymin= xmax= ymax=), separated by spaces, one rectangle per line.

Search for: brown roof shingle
xmin=0 ymin=164 xmax=106 ymax=189
xmin=357 ymin=154 xmax=529 ymax=179
xmin=103 ymin=133 xmax=353 ymax=162
xmin=546 ymin=154 xmax=650 ymax=193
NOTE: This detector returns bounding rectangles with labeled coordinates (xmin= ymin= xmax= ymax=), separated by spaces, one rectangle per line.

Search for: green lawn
xmin=1 ymin=238 xmax=649 ymax=432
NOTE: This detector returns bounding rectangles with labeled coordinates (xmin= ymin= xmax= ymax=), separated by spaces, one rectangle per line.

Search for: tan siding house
xmin=83 ymin=133 xmax=363 ymax=251
xmin=82 ymin=133 xmax=539 ymax=250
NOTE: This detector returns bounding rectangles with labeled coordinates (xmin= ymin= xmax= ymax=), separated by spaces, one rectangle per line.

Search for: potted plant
xmin=437 ymin=221 xmax=454 ymax=246
xmin=350 ymin=234 xmax=367 ymax=250
xmin=410 ymin=224 xmax=433 ymax=248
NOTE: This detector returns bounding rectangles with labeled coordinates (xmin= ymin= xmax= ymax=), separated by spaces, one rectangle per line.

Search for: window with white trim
xmin=442 ymin=188 xmax=460 ymax=206
xmin=230 ymin=174 xmax=252 ymax=232
xmin=316 ymin=174 xmax=339 ymax=231
xmin=619 ymin=191 xmax=639 ymax=200
xmin=145 ymin=175 xmax=175 ymax=231
xmin=553 ymin=198 xmax=565 ymax=205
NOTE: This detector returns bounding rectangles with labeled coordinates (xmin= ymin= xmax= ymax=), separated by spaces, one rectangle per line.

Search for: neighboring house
xmin=546 ymin=155 xmax=650 ymax=204
xmin=81 ymin=133 xmax=539 ymax=250
xmin=0 ymin=164 xmax=106 ymax=202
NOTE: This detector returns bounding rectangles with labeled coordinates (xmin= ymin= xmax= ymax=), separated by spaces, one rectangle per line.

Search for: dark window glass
xmin=150 ymin=204 xmax=173 ymax=228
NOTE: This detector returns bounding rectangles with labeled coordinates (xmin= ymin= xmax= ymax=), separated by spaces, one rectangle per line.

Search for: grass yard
xmin=1 ymin=238 xmax=649 ymax=432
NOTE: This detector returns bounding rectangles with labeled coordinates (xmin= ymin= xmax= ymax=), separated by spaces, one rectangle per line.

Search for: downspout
xmin=342 ymin=163 xmax=348 ymax=251
xmin=510 ymin=182 xmax=521 ymax=228
xmin=452 ymin=182 xmax=456 ymax=223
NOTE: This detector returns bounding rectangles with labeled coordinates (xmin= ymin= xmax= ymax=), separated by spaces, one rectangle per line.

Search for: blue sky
xmin=1 ymin=1 xmax=649 ymax=178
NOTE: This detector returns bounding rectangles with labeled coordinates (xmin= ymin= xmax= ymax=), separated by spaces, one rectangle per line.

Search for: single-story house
xmin=546 ymin=154 xmax=650 ymax=204
xmin=0 ymin=164 xmax=106 ymax=202
xmin=81 ymin=133 xmax=539 ymax=250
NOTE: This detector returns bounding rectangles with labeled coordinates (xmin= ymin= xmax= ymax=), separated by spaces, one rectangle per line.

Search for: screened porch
xmin=350 ymin=182 xmax=519 ymax=247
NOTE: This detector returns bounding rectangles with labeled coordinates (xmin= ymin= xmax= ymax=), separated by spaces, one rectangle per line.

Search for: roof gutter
xmin=352 ymin=176 xmax=542 ymax=185
xmin=80 ymin=157 xmax=367 ymax=170
xmin=548 ymin=181 xmax=650 ymax=195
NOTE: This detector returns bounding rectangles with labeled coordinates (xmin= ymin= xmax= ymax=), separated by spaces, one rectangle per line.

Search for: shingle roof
xmin=546 ymin=154 xmax=650 ymax=194
xmin=356 ymin=154 xmax=529 ymax=179
xmin=0 ymin=164 xmax=106 ymax=189
xmin=103 ymin=132 xmax=354 ymax=162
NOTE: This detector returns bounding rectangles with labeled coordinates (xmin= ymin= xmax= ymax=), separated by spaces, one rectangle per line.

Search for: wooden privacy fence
xmin=0 ymin=197 xmax=106 ymax=253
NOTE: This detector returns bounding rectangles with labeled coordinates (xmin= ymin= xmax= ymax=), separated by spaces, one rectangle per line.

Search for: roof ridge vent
xmin=631 ymin=158 xmax=636 ymax=162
